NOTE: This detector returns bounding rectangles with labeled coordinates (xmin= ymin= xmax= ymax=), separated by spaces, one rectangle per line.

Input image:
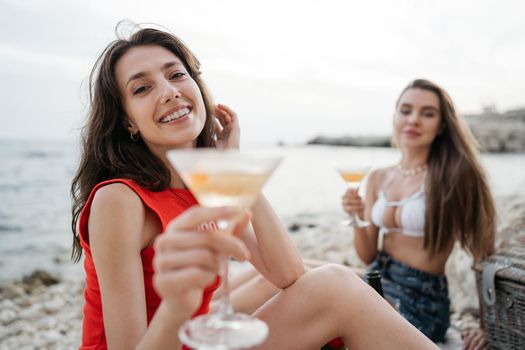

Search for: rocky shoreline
xmin=1 ymin=195 xmax=524 ymax=349
xmin=0 ymin=271 xmax=83 ymax=349
xmin=307 ymin=107 xmax=525 ymax=153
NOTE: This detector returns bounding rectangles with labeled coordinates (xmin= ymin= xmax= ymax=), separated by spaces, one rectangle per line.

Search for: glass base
xmin=179 ymin=313 xmax=269 ymax=350
xmin=341 ymin=216 xmax=370 ymax=228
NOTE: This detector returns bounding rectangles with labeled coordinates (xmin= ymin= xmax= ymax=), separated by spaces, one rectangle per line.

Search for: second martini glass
xmin=336 ymin=166 xmax=370 ymax=228
xmin=167 ymin=149 xmax=282 ymax=350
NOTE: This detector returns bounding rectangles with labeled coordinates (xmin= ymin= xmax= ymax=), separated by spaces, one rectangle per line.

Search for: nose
xmin=160 ymin=80 xmax=180 ymax=104
xmin=407 ymin=111 xmax=420 ymax=125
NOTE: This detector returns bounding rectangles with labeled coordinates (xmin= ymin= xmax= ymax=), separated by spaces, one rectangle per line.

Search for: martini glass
xmin=167 ymin=149 xmax=282 ymax=350
xmin=336 ymin=166 xmax=370 ymax=228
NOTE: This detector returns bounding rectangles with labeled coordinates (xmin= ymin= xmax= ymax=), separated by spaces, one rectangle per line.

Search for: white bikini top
xmin=371 ymin=173 xmax=426 ymax=237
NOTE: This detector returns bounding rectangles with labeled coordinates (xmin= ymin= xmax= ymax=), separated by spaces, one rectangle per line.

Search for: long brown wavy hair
xmin=394 ymin=79 xmax=496 ymax=262
xmin=70 ymin=25 xmax=217 ymax=262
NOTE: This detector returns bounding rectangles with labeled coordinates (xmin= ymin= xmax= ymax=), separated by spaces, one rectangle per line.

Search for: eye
xmin=170 ymin=72 xmax=186 ymax=80
xmin=400 ymin=108 xmax=411 ymax=115
xmin=424 ymin=111 xmax=437 ymax=118
xmin=133 ymin=85 xmax=150 ymax=95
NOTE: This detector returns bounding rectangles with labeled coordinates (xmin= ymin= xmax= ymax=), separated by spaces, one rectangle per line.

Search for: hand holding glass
xmin=337 ymin=166 xmax=370 ymax=228
xmin=167 ymin=149 xmax=282 ymax=349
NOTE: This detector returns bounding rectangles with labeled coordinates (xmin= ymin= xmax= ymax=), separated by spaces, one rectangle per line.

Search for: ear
xmin=128 ymin=125 xmax=138 ymax=134
xmin=125 ymin=118 xmax=138 ymax=134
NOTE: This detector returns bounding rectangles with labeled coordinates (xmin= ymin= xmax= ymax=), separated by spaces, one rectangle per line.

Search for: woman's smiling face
xmin=116 ymin=44 xmax=207 ymax=157
xmin=393 ymin=88 xmax=443 ymax=150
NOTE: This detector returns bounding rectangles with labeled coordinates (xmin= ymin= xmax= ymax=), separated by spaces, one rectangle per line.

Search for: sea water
xmin=1 ymin=140 xmax=524 ymax=281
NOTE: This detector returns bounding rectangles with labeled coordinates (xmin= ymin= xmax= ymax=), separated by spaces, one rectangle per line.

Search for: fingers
xmin=154 ymin=266 xmax=218 ymax=295
xmin=470 ymin=330 xmax=488 ymax=350
xmin=214 ymin=104 xmax=238 ymax=129
xmin=216 ymin=103 xmax=238 ymax=123
xmin=154 ymin=206 xmax=251 ymax=293
xmin=155 ymin=248 xmax=220 ymax=273
xmin=341 ymin=188 xmax=364 ymax=213
xmin=462 ymin=330 xmax=471 ymax=350
xmin=213 ymin=103 xmax=241 ymax=150
xmin=232 ymin=210 xmax=251 ymax=236
xmin=462 ymin=329 xmax=488 ymax=350
xmin=166 ymin=206 xmax=238 ymax=232
xmin=155 ymin=229 xmax=250 ymax=262
xmin=212 ymin=116 xmax=223 ymax=134
xmin=152 ymin=205 xmax=252 ymax=316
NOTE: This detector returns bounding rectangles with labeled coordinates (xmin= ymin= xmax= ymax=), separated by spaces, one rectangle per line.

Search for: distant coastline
xmin=307 ymin=107 xmax=525 ymax=153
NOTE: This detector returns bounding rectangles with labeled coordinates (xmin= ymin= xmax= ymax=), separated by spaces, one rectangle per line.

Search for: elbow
xmin=274 ymin=261 xmax=306 ymax=289
xmin=356 ymin=250 xmax=376 ymax=265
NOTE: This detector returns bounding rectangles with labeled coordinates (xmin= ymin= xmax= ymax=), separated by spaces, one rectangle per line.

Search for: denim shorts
xmin=367 ymin=251 xmax=450 ymax=342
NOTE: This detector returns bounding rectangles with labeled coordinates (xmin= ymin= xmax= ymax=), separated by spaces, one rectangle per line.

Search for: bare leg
xmin=252 ymin=264 xmax=437 ymax=350
xmin=304 ymin=258 xmax=366 ymax=277
xmin=212 ymin=265 xmax=260 ymax=301
xmin=229 ymin=274 xmax=280 ymax=314
xmin=211 ymin=265 xmax=279 ymax=314
xmin=215 ymin=260 xmax=367 ymax=314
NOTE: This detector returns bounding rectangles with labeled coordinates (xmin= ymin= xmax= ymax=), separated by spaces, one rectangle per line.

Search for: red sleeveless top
xmin=78 ymin=179 xmax=220 ymax=350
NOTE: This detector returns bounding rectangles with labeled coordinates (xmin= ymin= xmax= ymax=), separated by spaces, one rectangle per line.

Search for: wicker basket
xmin=474 ymin=246 xmax=525 ymax=350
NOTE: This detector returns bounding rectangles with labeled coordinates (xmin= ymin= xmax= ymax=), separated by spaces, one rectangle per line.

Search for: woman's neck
xmin=169 ymin=167 xmax=187 ymax=189
xmin=399 ymin=147 xmax=430 ymax=169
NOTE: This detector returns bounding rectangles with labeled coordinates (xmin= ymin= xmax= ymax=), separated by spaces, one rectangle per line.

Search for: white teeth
xmin=160 ymin=107 xmax=190 ymax=123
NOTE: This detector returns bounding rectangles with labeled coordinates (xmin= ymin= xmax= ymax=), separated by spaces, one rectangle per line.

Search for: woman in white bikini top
xmin=341 ymin=79 xmax=496 ymax=347
xmin=371 ymin=172 xmax=426 ymax=238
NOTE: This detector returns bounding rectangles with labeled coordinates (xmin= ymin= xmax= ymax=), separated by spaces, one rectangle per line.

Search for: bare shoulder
xmin=368 ymin=166 xmax=395 ymax=188
xmin=91 ymin=182 xmax=142 ymax=209
xmin=89 ymin=183 xmax=146 ymax=248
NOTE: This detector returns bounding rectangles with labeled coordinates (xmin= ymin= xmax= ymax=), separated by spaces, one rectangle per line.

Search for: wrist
xmin=136 ymin=301 xmax=188 ymax=350
xmin=347 ymin=209 xmax=365 ymax=218
xmin=158 ymin=299 xmax=194 ymax=324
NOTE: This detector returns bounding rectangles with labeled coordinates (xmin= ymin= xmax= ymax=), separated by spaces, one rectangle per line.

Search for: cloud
xmin=0 ymin=43 xmax=91 ymax=79
xmin=1 ymin=0 xmax=524 ymax=144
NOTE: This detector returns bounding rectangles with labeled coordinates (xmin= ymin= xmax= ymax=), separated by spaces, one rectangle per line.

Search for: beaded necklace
xmin=395 ymin=164 xmax=428 ymax=177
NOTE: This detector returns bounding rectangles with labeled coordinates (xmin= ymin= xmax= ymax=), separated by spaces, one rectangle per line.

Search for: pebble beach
xmin=2 ymin=195 xmax=524 ymax=349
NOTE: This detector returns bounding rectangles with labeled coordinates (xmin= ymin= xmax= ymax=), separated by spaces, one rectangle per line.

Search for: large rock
xmin=307 ymin=135 xmax=391 ymax=147
xmin=306 ymin=107 xmax=525 ymax=153
xmin=465 ymin=108 xmax=525 ymax=153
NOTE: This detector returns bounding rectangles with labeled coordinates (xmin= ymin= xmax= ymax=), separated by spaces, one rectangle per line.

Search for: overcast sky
xmin=1 ymin=0 xmax=524 ymax=146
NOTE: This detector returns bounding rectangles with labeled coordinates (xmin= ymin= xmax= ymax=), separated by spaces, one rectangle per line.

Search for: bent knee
xmin=299 ymin=264 xmax=367 ymax=296
xmin=318 ymin=264 xmax=363 ymax=284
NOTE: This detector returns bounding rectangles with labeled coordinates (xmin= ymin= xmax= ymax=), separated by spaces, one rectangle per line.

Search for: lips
xmin=159 ymin=106 xmax=191 ymax=124
xmin=403 ymin=129 xmax=421 ymax=137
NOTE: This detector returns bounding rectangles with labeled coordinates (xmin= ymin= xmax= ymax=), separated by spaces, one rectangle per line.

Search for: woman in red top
xmin=71 ymin=22 xmax=438 ymax=349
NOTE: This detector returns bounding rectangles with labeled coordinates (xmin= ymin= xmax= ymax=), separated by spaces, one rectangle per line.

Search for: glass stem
xmin=217 ymin=255 xmax=234 ymax=317
xmin=350 ymin=184 xmax=361 ymax=221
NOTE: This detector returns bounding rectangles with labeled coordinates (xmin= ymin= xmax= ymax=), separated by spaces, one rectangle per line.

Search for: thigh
xmin=252 ymin=264 xmax=437 ymax=350
xmin=213 ymin=262 xmax=260 ymax=300
xmin=212 ymin=264 xmax=280 ymax=314
xmin=229 ymin=273 xmax=280 ymax=314
xmin=218 ymin=260 xmax=361 ymax=315
xmin=252 ymin=265 xmax=351 ymax=350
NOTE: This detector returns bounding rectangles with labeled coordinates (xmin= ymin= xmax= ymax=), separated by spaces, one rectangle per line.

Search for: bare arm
xmin=344 ymin=169 xmax=382 ymax=264
xmin=89 ymin=184 xmax=187 ymax=350
xmin=239 ymin=195 xmax=306 ymax=289
xmin=213 ymin=104 xmax=304 ymax=287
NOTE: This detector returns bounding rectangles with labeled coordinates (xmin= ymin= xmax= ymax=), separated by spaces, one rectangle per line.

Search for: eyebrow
xmin=126 ymin=61 xmax=182 ymax=87
xmin=400 ymin=103 xmax=439 ymax=111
